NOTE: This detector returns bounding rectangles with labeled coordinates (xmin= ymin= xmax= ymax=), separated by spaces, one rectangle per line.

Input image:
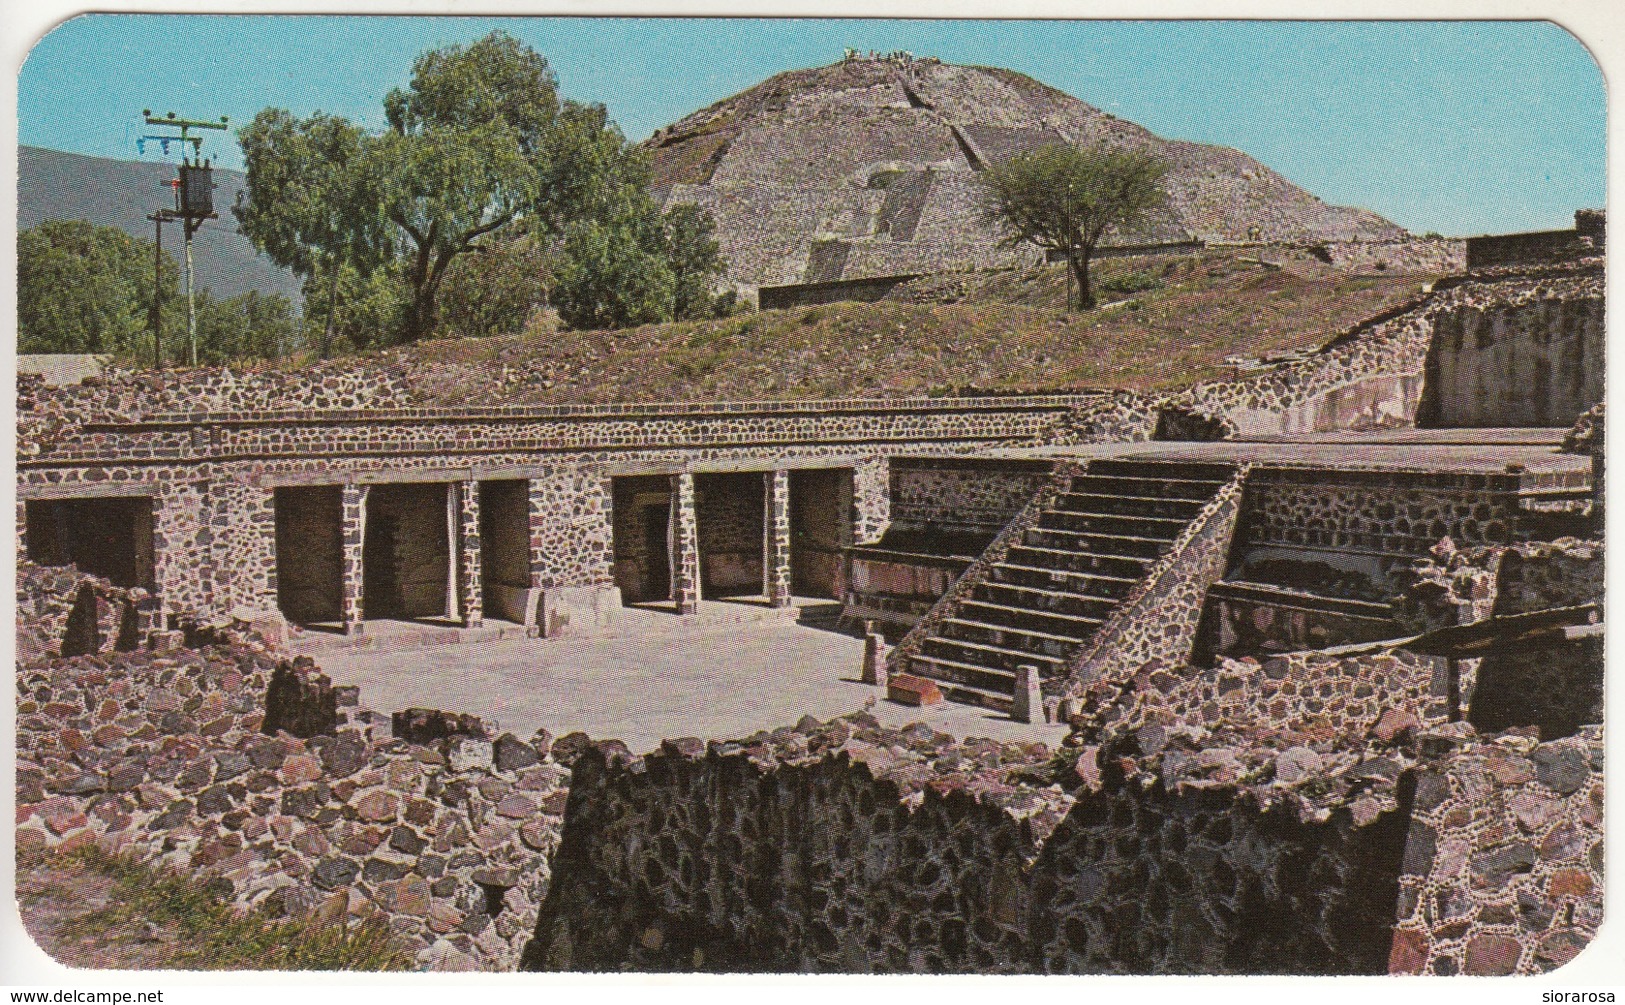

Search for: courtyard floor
xmin=314 ymin=599 xmax=1069 ymax=753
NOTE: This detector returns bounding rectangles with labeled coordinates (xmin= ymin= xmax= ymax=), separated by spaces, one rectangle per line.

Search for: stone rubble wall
xmin=525 ymin=720 xmax=1068 ymax=973
xmin=1492 ymin=538 xmax=1603 ymax=616
xmin=1030 ymin=763 xmax=1410 ymax=974
xmin=1388 ymin=726 xmax=1603 ymax=975
xmin=1390 ymin=535 xmax=1601 ymax=721
xmin=15 ymin=561 xmax=158 ymax=663
xmin=1391 ymin=539 xmax=1504 ymax=638
xmin=260 ymin=658 xmax=342 ymax=739
xmin=524 ymin=705 xmax=1422 ymax=974
xmin=1248 ymin=238 xmax=1468 ymax=275
xmin=15 ymin=637 xmax=571 ymax=972
xmin=1076 ymin=649 xmax=1450 ymax=751
xmin=1321 ymin=237 xmax=1468 ymax=275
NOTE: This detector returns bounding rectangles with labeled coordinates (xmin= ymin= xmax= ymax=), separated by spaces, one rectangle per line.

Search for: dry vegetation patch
xmin=17 ymin=844 xmax=414 ymax=971
xmin=387 ymin=252 xmax=1433 ymax=406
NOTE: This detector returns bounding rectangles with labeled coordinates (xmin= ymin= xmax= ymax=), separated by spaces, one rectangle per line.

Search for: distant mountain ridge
xmin=18 ymin=145 xmax=303 ymax=304
xmin=643 ymin=57 xmax=1405 ymax=290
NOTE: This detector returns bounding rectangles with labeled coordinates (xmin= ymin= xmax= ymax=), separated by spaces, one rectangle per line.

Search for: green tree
xmin=436 ymin=224 xmax=553 ymax=339
xmin=17 ymin=220 xmax=174 ymax=358
xmin=299 ymin=259 xmax=409 ymax=354
xmin=662 ymin=203 xmax=727 ymax=321
xmin=550 ymin=201 xmax=728 ymax=331
xmin=192 ymin=290 xmax=301 ymax=364
xmin=550 ymin=212 xmax=674 ymax=331
xmin=978 ymin=144 xmax=1169 ymax=309
xmin=371 ymin=31 xmax=649 ymax=341
xmin=235 ymin=110 xmax=390 ymax=357
xmin=236 ymin=31 xmax=706 ymax=346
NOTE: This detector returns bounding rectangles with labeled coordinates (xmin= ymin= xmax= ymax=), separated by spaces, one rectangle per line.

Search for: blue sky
xmin=17 ymin=16 xmax=1606 ymax=236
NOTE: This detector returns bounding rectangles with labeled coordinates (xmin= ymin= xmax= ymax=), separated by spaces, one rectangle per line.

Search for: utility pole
xmin=140 ymin=110 xmax=228 ymax=368
xmin=147 ymin=213 xmax=165 ymax=367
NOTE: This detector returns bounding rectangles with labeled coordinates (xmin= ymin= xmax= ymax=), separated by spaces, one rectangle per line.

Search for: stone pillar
xmin=764 ymin=469 xmax=792 ymax=608
xmin=256 ymin=488 xmax=281 ymax=614
xmin=671 ymin=473 xmax=700 ymax=615
xmin=1013 ymin=664 xmax=1044 ymax=725
xmin=454 ymin=481 xmax=483 ymax=629
xmin=861 ymin=620 xmax=884 ymax=686
xmin=852 ymin=456 xmax=891 ymax=545
xmin=15 ymin=499 xmax=27 ymax=562
xmin=341 ymin=483 xmax=367 ymax=636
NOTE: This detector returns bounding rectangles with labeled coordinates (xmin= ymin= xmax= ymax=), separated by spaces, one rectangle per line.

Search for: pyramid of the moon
xmin=644 ymin=55 xmax=1405 ymax=291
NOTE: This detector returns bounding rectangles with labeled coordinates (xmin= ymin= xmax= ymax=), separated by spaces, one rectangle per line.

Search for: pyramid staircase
xmin=901 ymin=459 xmax=1238 ymax=709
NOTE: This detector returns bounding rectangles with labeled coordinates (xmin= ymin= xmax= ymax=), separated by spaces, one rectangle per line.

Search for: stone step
xmin=898 ymin=457 xmax=1232 ymax=710
xmin=957 ymin=597 xmax=1107 ymax=633
xmin=1039 ymin=508 xmax=1189 ymax=538
xmin=1088 ymin=459 xmax=1236 ymax=482
xmin=1052 ymin=492 xmax=1207 ymax=521
xmin=1006 ymin=543 xmax=1159 ymax=578
xmin=935 ymin=620 xmax=1086 ymax=661
xmin=1066 ymin=473 xmax=1229 ymax=501
xmin=973 ymin=581 xmax=1121 ymax=619
xmin=906 ymin=655 xmax=1019 ymax=705
xmin=989 ymin=561 xmax=1143 ymax=596
xmin=922 ymin=635 xmax=1065 ymax=674
xmin=1018 ymin=527 xmax=1170 ymax=561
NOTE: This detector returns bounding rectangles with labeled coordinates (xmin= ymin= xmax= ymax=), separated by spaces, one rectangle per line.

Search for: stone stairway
xmin=904 ymin=459 xmax=1237 ymax=709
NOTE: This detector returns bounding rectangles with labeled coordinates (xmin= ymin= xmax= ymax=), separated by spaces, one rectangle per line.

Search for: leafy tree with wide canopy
xmin=373 ymin=32 xmax=671 ymax=341
xmin=978 ymin=144 xmax=1170 ymax=310
xmin=237 ymin=31 xmax=724 ymax=344
xmin=235 ymin=110 xmax=390 ymax=357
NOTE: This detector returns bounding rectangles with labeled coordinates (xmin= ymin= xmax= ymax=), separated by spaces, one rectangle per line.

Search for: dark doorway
xmin=479 ymin=480 xmax=531 ymax=624
xmin=364 ymin=483 xmax=452 ymax=622
xmin=273 ymin=486 xmax=343 ymax=625
xmin=642 ymin=505 xmax=672 ymax=601
xmin=25 ymin=496 xmax=156 ymax=590
xmin=612 ymin=475 xmax=674 ymax=605
xmin=790 ymin=469 xmax=852 ymax=599
xmin=695 ymin=472 xmax=765 ymax=599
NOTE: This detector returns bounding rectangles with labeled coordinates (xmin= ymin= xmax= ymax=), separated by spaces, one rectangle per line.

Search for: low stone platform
xmin=997 ymin=426 xmax=1590 ymax=480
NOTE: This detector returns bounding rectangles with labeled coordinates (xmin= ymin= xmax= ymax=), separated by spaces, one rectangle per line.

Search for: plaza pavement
xmin=315 ymin=601 xmax=1069 ymax=753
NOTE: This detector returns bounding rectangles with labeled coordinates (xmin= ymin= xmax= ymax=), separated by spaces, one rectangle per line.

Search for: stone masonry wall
xmin=1038 ymin=261 xmax=1603 ymax=445
xmin=523 ymin=706 xmax=1424 ymax=974
xmin=1492 ymin=538 xmax=1603 ymax=616
xmin=888 ymin=458 xmax=1053 ymax=535
xmin=1072 ymin=649 xmax=1450 ymax=750
xmin=1388 ymin=726 xmax=1603 ymax=975
xmin=14 ymin=581 xmax=572 ymax=973
xmin=1242 ymin=470 xmax=1525 ymax=557
xmin=525 ymin=720 xmax=1068 ymax=974
xmin=1421 ymin=295 xmax=1604 ymax=428
xmin=20 ymin=394 xmax=1075 ymax=625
